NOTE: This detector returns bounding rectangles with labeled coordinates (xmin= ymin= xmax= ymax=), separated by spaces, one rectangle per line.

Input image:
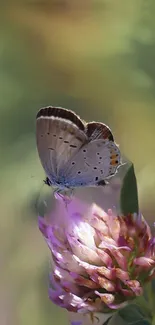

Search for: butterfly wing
xmin=62 ymin=138 xmax=121 ymax=188
xmin=36 ymin=106 xmax=87 ymax=185
xmin=85 ymin=121 xmax=114 ymax=141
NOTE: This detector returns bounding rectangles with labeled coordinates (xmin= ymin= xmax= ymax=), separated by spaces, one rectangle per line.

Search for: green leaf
xmin=152 ymin=315 xmax=155 ymax=325
xmin=120 ymin=163 xmax=139 ymax=214
xmin=103 ymin=316 xmax=113 ymax=325
xmin=144 ymin=281 xmax=155 ymax=317
xmin=119 ymin=304 xmax=151 ymax=325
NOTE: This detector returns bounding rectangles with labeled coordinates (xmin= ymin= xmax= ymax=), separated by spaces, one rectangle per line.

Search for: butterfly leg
xmin=53 ymin=188 xmax=74 ymax=206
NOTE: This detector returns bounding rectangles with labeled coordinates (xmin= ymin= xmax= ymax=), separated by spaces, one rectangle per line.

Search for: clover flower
xmin=39 ymin=197 xmax=155 ymax=316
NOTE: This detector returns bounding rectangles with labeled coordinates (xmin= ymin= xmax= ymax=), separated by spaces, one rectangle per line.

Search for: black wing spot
xmin=97 ymin=152 xmax=100 ymax=155
xmin=49 ymin=147 xmax=54 ymax=151
xmin=47 ymin=132 xmax=49 ymax=135
xmin=100 ymin=170 xmax=103 ymax=174
xmin=70 ymin=144 xmax=77 ymax=148
xmin=99 ymin=157 xmax=102 ymax=160
xmin=72 ymin=162 xmax=75 ymax=165
xmin=93 ymin=167 xmax=97 ymax=170
xmin=83 ymin=149 xmax=86 ymax=152
xmin=64 ymin=140 xmax=69 ymax=143
xmin=53 ymin=134 xmax=56 ymax=137
xmin=78 ymin=171 xmax=81 ymax=174
xmin=95 ymin=176 xmax=99 ymax=181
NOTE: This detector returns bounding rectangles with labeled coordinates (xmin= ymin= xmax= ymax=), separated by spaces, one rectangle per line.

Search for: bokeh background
xmin=1 ymin=1 xmax=155 ymax=324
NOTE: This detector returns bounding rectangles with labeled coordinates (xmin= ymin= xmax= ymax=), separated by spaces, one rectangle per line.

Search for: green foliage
xmin=103 ymin=316 xmax=113 ymax=325
xmin=119 ymin=304 xmax=151 ymax=325
xmin=120 ymin=163 xmax=139 ymax=214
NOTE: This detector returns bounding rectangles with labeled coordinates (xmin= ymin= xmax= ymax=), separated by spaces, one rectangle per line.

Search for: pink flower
xmin=38 ymin=197 xmax=155 ymax=314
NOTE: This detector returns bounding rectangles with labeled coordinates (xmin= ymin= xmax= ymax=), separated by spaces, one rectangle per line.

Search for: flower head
xmin=39 ymin=197 xmax=155 ymax=314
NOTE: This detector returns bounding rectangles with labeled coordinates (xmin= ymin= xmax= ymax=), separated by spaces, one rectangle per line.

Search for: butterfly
xmin=36 ymin=106 xmax=121 ymax=191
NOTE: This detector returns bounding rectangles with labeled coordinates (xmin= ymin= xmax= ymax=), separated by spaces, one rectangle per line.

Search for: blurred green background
xmin=1 ymin=1 xmax=155 ymax=324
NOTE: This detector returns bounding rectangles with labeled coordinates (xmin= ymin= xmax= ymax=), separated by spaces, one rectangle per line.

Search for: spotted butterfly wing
xmin=62 ymin=124 xmax=121 ymax=187
xmin=36 ymin=106 xmax=87 ymax=186
xmin=36 ymin=106 xmax=121 ymax=189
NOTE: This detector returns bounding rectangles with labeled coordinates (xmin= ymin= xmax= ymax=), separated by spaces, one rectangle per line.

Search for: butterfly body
xmin=36 ymin=106 xmax=121 ymax=190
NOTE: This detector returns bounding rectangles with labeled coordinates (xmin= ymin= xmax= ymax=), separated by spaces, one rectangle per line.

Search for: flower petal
xmin=67 ymin=235 xmax=103 ymax=265
xmin=95 ymin=291 xmax=115 ymax=305
xmin=134 ymin=256 xmax=155 ymax=268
